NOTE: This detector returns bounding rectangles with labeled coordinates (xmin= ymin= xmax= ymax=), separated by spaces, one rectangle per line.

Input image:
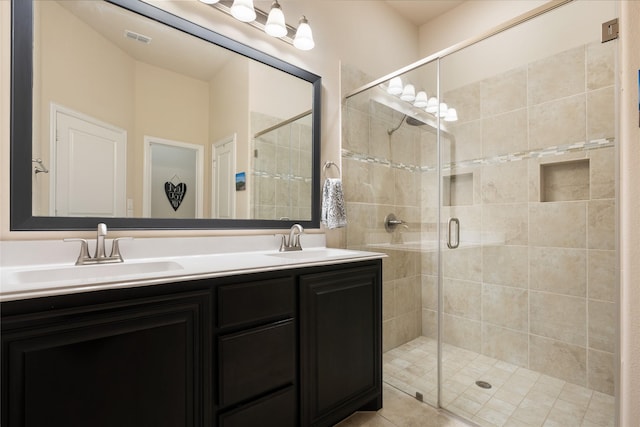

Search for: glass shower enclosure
xmin=342 ymin=1 xmax=617 ymax=426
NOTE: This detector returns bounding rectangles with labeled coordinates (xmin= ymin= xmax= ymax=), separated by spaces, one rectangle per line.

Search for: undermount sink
xmin=11 ymin=261 xmax=184 ymax=285
xmin=266 ymin=248 xmax=362 ymax=260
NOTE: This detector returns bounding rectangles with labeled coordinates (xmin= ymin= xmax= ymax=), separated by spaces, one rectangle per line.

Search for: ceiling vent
xmin=124 ymin=30 xmax=152 ymax=44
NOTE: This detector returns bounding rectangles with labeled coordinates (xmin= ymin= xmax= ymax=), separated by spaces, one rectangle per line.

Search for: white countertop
xmin=0 ymin=234 xmax=385 ymax=302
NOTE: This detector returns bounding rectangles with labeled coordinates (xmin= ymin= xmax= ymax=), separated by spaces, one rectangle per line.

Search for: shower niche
xmin=540 ymin=159 xmax=590 ymax=202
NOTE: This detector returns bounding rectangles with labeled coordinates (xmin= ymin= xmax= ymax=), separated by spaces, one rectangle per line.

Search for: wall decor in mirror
xmin=11 ymin=0 xmax=321 ymax=230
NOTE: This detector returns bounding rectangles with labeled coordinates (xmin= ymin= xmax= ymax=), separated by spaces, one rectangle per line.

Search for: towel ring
xmin=323 ymin=161 xmax=341 ymax=177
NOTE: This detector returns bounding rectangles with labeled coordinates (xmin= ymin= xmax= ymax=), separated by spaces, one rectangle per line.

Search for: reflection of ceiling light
xmin=293 ymin=16 xmax=314 ymax=50
xmin=439 ymin=103 xmax=448 ymax=117
xmin=265 ymin=1 xmax=287 ymax=37
xmin=124 ymin=30 xmax=151 ymax=44
xmin=387 ymin=77 xmax=403 ymax=95
xmin=231 ymin=0 xmax=256 ymax=22
xmin=198 ymin=0 xmax=220 ymax=4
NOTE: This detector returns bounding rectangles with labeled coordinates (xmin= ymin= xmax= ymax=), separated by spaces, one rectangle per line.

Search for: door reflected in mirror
xmin=31 ymin=0 xmax=314 ymax=221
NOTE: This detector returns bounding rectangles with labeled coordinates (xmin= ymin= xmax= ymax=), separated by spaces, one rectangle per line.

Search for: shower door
xmin=438 ymin=2 xmax=617 ymax=426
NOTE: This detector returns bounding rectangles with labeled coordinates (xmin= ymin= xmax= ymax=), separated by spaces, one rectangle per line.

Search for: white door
xmin=52 ymin=106 xmax=127 ymax=217
xmin=211 ymin=135 xmax=236 ymax=219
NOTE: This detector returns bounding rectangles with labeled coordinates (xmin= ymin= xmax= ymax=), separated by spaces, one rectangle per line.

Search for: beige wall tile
xmin=588 ymin=349 xmax=614 ymax=395
xmin=421 ymin=274 xmax=437 ymax=311
xmin=444 ymin=314 xmax=482 ymax=353
xmin=482 ymin=109 xmax=528 ymax=158
xmin=343 ymin=107 xmax=370 ymax=154
xmin=448 ymin=120 xmax=483 ymax=162
xmin=529 ymin=335 xmax=587 ymax=386
xmin=529 ymin=247 xmax=587 ymax=297
xmin=528 ymin=46 xmax=585 ymax=105
xmin=587 ymin=42 xmax=615 ymax=91
xmin=394 ymin=168 xmax=419 ymax=207
xmin=588 ymin=199 xmax=615 ymax=250
xmin=482 ymin=160 xmax=529 ymax=204
xmin=369 ymin=120 xmax=392 ymax=161
xmin=588 ymin=249 xmax=616 ymax=302
xmin=587 ymin=87 xmax=615 ymax=141
xmin=529 ymin=94 xmax=586 ymax=149
xmin=444 ymin=81 xmax=481 ymax=123
xmin=421 ymin=308 xmax=437 ymax=338
xmin=444 ymin=278 xmax=482 ymax=320
xmin=529 ymin=201 xmax=587 ymax=248
xmin=483 ymin=203 xmax=529 ymax=245
xmin=342 ymin=159 xmax=374 ymax=204
xmin=371 ymin=163 xmax=395 ymax=205
xmin=482 ymin=324 xmax=529 ymax=367
xmin=540 ymin=159 xmax=590 ymax=202
xmin=395 ymin=277 xmax=421 ymax=315
xmin=443 ymin=247 xmax=482 ymax=282
xmin=481 ymin=67 xmax=527 ymax=117
xmin=588 ymin=299 xmax=616 ymax=351
xmin=530 ymin=291 xmax=586 ymax=346
xmin=482 ymin=284 xmax=528 ymax=331
xmin=383 ymin=279 xmax=396 ymax=321
xmin=483 ymin=245 xmax=528 ymax=288
xmin=589 ymin=147 xmax=615 ymax=200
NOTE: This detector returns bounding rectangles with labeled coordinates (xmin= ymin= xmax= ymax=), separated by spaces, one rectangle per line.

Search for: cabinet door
xmin=300 ymin=262 xmax=382 ymax=427
xmin=1 ymin=291 xmax=210 ymax=427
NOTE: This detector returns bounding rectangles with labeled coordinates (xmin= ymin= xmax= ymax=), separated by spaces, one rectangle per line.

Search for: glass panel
xmin=439 ymin=1 xmax=616 ymax=425
xmin=342 ymin=60 xmax=440 ymax=407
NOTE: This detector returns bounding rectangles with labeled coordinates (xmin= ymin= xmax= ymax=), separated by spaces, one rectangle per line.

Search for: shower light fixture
xmin=387 ymin=77 xmax=403 ymax=95
xmin=265 ymin=1 xmax=287 ymax=37
xmin=413 ymin=91 xmax=428 ymax=108
xmin=231 ymin=0 xmax=256 ymax=22
xmin=294 ymin=16 xmax=315 ymax=50
xmin=400 ymin=84 xmax=416 ymax=102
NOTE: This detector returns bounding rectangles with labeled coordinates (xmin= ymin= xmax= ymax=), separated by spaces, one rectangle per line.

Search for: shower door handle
xmin=447 ymin=217 xmax=460 ymax=249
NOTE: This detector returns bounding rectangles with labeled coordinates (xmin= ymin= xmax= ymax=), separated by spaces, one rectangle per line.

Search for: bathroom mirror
xmin=11 ymin=0 xmax=321 ymax=230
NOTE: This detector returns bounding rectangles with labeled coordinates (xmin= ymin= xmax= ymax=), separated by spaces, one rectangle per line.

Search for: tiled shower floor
xmin=383 ymin=336 xmax=614 ymax=427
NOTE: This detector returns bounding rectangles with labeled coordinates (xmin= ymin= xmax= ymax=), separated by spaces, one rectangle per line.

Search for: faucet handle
xmin=64 ymin=238 xmax=91 ymax=265
xmin=110 ymin=237 xmax=133 ymax=261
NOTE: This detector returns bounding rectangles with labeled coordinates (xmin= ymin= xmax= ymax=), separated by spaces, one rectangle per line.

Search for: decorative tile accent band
xmin=342 ymin=138 xmax=615 ymax=172
xmin=252 ymin=170 xmax=312 ymax=183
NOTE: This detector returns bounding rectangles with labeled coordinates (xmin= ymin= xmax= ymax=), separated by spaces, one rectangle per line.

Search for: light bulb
xmin=265 ymin=1 xmax=287 ymax=37
xmin=231 ymin=0 xmax=256 ymax=22
xmin=413 ymin=91 xmax=428 ymax=108
xmin=439 ymin=103 xmax=448 ymax=118
xmin=400 ymin=84 xmax=416 ymax=102
xmin=294 ymin=16 xmax=314 ymax=50
xmin=426 ymin=97 xmax=438 ymax=113
xmin=444 ymin=108 xmax=458 ymax=122
xmin=387 ymin=77 xmax=403 ymax=95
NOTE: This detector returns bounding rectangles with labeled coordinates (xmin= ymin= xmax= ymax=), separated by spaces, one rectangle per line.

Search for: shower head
xmin=387 ymin=115 xmax=427 ymax=135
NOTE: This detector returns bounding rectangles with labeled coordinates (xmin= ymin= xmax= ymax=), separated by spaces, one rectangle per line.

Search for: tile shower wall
xmin=251 ymin=112 xmax=312 ymax=220
xmin=342 ymin=41 xmax=616 ymax=396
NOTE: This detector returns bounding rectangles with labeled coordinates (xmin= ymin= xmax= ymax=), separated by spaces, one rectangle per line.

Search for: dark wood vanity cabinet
xmin=1 ymin=259 xmax=382 ymax=427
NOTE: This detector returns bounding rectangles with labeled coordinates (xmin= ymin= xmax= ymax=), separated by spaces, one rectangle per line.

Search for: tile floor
xmin=343 ymin=336 xmax=615 ymax=427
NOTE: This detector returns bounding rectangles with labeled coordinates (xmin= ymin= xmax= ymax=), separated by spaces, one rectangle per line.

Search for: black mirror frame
xmin=10 ymin=0 xmax=321 ymax=231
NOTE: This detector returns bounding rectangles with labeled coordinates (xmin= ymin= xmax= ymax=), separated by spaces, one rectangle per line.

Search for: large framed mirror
xmin=11 ymin=0 xmax=321 ymax=230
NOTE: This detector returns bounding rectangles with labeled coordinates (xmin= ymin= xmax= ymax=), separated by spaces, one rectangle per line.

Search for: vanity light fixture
xmin=425 ymin=97 xmax=439 ymax=113
xmin=438 ymin=103 xmax=448 ymax=118
xmin=265 ymin=1 xmax=287 ymax=38
xmin=203 ymin=0 xmax=314 ymax=50
xmin=384 ymin=78 xmax=459 ymax=122
xmin=293 ymin=16 xmax=315 ymax=51
xmin=230 ymin=0 xmax=256 ymax=22
xmin=444 ymin=108 xmax=458 ymax=122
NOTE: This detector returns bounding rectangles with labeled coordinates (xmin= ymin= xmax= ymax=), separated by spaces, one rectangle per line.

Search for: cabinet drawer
xmin=219 ymin=386 xmax=296 ymax=427
xmin=218 ymin=319 xmax=295 ymax=406
xmin=217 ymin=277 xmax=294 ymax=328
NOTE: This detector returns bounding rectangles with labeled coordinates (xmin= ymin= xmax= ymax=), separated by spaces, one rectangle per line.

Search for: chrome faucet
xmin=64 ymin=223 xmax=132 ymax=265
xmin=280 ymin=224 xmax=304 ymax=252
